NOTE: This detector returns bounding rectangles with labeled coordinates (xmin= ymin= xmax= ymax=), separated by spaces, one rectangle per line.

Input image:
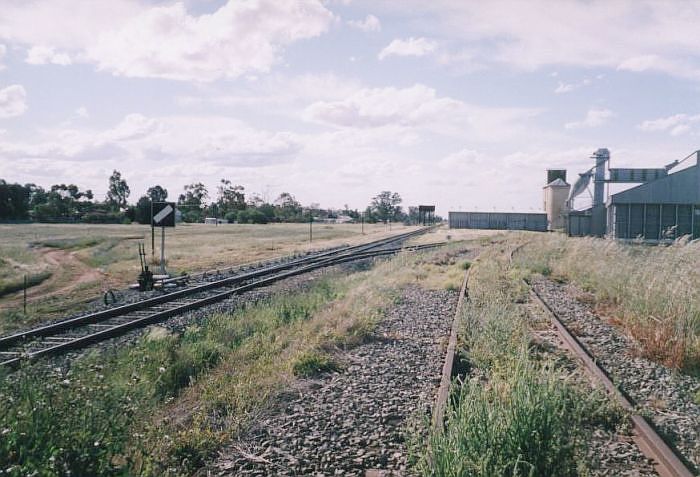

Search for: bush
xmin=236 ymin=209 xmax=268 ymax=224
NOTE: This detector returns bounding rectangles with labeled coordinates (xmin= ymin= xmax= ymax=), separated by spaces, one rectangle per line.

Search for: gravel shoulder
xmin=532 ymin=277 xmax=700 ymax=473
xmin=214 ymin=286 xmax=458 ymax=476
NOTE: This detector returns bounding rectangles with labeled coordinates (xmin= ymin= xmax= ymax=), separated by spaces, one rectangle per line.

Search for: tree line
xmin=0 ymin=171 xmax=436 ymax=224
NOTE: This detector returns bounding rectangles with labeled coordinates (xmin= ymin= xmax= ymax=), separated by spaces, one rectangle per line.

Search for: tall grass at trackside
xmin=514 ymin=234 xmax=700 ymax=373
xmin=0 ymin=279 xmax=343 ymax=476
xmin=416 ymin=243 xmax=616 ymax=477
xmin=0 ymin=242 xmax=476 ymax=477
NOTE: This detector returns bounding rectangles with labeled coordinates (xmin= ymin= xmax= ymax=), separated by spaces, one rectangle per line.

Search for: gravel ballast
xmin=215 ymin=287 xmax=458 ymax=476
xmin=533 ymin=277 xmax=700 ymax=472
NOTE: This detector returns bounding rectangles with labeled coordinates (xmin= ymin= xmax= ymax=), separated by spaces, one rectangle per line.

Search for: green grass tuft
xmin=292 ymin=351 xmax=340 ymax=377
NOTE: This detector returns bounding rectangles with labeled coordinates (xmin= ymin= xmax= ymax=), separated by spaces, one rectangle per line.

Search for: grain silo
xmin=543 ymin=170 xmax=570 ymax=230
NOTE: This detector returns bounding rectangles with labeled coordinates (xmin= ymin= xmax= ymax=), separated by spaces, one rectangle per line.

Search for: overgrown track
xmin=0 ymin=228 xmax=438 ymax=369
xmin=530 ymin=285 xmax=696 ymax=477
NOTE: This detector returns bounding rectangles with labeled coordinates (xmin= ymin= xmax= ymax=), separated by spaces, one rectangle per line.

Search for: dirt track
xmin=0 ymin=248 xmax=106 ymax=310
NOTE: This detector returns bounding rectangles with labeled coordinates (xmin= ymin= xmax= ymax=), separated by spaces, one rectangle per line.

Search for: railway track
xmin=510 ymin=244 xmax=694 ymax=477
xmin=435 ymin=242 xmax=696 ymax=477
xmin=0 ymin=228 xmax=438 ymax=369
xmin=529 ymin=286 xmax=696 ymax=477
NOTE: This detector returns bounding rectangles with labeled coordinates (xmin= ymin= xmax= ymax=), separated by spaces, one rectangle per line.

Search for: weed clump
xmin=292 ymin=351 xmax=339 ymax=377
xmin=422 ymin=361 xmax=585 ymax=477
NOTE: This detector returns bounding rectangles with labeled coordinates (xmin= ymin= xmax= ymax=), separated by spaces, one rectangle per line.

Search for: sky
xmin=1 ymin=0 xmax=700 ymax=216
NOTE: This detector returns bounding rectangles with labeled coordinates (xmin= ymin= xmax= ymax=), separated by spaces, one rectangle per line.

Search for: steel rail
xmin=1 ymin=228 xmax=438 ymax=368
xmin=0 ymin=227 xmax=429 ymax=349
xmin=530 ymin=286 xmax=696 ymax=477
xmin=432 ymin=258 xmax=474 ymax=430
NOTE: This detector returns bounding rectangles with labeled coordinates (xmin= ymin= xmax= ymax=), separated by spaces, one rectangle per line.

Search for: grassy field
xmin=0 ymin=222 xmax=411 ymax=331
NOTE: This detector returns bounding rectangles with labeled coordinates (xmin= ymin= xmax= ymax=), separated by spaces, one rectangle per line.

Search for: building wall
xmin=449 ymin=211 xmax=547 ymax=231
xmin=609 ymin=203 xmax=700 ymax=240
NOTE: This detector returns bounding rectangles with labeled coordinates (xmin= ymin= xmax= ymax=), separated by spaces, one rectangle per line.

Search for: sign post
xmin=151 ymin=202 xmax=176 ymax=275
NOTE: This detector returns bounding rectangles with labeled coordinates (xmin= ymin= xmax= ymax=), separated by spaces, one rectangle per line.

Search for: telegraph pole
xmin=150 ymin=200 xmax=155 ymax=263
xmin=309 ymin=214 xmax=313 ymax=243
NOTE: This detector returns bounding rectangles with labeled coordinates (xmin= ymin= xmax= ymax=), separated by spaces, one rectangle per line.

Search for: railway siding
xmin=532 ymin=277 xmax=700 ymax=473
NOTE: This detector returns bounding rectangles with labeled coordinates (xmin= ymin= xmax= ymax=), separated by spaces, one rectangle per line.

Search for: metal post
xmin=675 ymin=205 xmax=679 ymax=239
xmin=692 ymin=205 xmax=696 ymax=239
xmin=309 ymin=214 xmax=313 ymax=243
xmin=643 ymin=203 xmax=647 ymax=239
xmin=627 ymin=204 xmax=631 ymax=239
xmin=160 ymin=226 xmax=166 ymax=274
xmin=23 ymin=274 xmax=27 ymax=315
xmin=659 ymin=204 xmax=663 ymax=240
xmin=361 ymin=213 xmax=364 ymax=234
xmin=151 ymin=201 xmax=155 ymax=263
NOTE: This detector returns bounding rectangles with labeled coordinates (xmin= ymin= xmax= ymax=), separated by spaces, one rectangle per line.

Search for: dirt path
xmin=0 ymin=248 xmax=107 ymax=310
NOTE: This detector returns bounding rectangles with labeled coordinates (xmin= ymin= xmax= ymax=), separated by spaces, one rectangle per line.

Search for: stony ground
xmin=533 ymin=278 xmax=700 ymax=474
xmin=215 ymin=287 xmax=457 ymax=476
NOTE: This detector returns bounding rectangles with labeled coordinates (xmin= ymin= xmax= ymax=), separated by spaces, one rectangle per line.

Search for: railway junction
xmin=0 ymin=224 xmax=698 ymax=477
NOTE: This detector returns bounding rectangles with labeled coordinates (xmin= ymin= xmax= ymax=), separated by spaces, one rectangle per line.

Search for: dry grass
xmin=405 ymin=228 xmax=505 ymax=246
xmin=415 ymin=240 xmax=619 ymax=477
xmin=0 ymin=222 xmax=410 ymax=326
xmin=514 ymin=234 xmax=700 ymax=374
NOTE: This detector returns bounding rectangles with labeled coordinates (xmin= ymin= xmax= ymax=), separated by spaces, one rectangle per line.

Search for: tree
xmin=32 ymin=184 xmax=94 ymax=221
xmin=370 ymin=191 xmax=402 ymax=222
xmin=216 ymin=179 xmax=245 ymax=216
xmin=274 ymin=192 xmax=302 ymax=221
xmin=0 ymin=180 xmax=31 ymax=220
xmin=147 ymin=185 xmax=168 ymax=202
xmin=106 ymin=170 xmax=130 ymax=211
xmin=178 ymin=182 xmax=208 ymax=222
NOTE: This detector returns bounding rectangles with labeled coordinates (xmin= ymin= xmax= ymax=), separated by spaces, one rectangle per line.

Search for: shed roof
xmin=610 ymin=165 xmax=700 ymax=204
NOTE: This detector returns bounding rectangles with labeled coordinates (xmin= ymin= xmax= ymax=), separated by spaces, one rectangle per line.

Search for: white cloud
xmin=378 ymin=37 xmax=437 ymax=60
xmin=0 ymin=84 xmax=27 ymax=118
xmin=387 ymin=1 xmax=700 ymax=79
xmin=303 ymin=83 xmax=542 ymax=145
xmin=304 ymin=84 xmax=461 ymax=128
xmin=89 ymin=0 xmax=334 ymax=81
xmin=565 ymin=108 xmax=614 ymax=129
xmin=75 ymin=106 xmax=89 ymax=119
xmin=639 ymin=113 xmax=700 ymax=136
xmin=554 ymin=78 xmax=591 ymax=94
xmin=0 ymin=113 xmax=302 ymax=167
xmin=0 ymin=44 xmax=6 ymax=70
xmin=26 ymin=45 xmax=72 ymax=65
xmin=0 ymin=0 xmax=335 ymax=82
xmin=347 ymin=14 xmax=381 ymax=32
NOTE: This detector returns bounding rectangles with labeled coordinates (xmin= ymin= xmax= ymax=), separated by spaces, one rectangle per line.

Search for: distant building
xmin=564 ymin=148 xmax=700 ymax=241
xmin=543 ymin=176 xmax=570 ymax=231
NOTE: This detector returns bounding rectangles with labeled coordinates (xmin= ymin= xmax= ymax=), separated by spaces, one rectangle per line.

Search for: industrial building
xmin=449 ymin=170 xmax=567 ymax=232
xmin=448 ymin=148 xmax=700 ymax=239
xmin=448 ymin=211 xmax=547 ymax=231
xmin=566 ymin=148 xmax=700 ymax=240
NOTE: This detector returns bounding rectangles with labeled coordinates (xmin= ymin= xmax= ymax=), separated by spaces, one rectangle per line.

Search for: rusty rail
xmin=432 ymin=260 xmax=473 ymax=430
xmin=530 ymin=286 xmax=696 ymax=477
